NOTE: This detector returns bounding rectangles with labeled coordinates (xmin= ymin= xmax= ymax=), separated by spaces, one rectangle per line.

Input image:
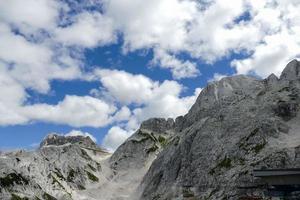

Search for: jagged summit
xmin=265 ymin=73 xmax=279 ymax=85
xmin=139 ymin=59 xmax=300 ymax=199
xmin=280 ymin=59 xmax=300 ymax=80
xmin=1 ymin=59 xmax=300 ymax=200
xmin=40 ymin=133 xmax=97 ymax=149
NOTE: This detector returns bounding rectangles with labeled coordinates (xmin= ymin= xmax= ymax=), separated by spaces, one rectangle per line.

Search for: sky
xmin=0 ymin=0 xmax=300 ymax=151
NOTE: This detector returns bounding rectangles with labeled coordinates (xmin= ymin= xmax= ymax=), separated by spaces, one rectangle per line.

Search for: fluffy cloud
xmin=22 ymin=95 xmax=116 ymax=127
xmin=54 ymin=12 xmax=116 ymax=48
xmin=152 ymin=49 xmax=199 ymax=79
xmin=94 ymin=69 xmax=159 ymax=104
xmin=94 ymin=69 xmax=201 ymax=120
xmin=102 ymin=126 xmax=132 ymax=152
xmin=95 ymin=69 xmax=202 ymax=150
xmin=102 ymin=0 xmax=300 ymax=78
xmin=228 ymin=0 xmax=300 ymax=77
xmin=65 ymin=130 xmax=97 ymax=143
xmin=0 ymin=24 xmax=81 ymax=93
xmin=0 ymin=0 xmax=59 ymax=32
xmin=103 ymin=0 xmax=200 ymax=78
xmin=2 ymin=0 xmax=300 ymax=150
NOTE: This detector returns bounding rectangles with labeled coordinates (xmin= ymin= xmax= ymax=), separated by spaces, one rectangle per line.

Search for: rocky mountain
xmin=0 ymin=134 xmax=110 ymax=200
xmin=138 ymin=59 xmax=300 ymax=199
xmin=1 ymin=59 xmax=300 ymax=200
xmin=40 ymin=134 xmax=99 ymax=149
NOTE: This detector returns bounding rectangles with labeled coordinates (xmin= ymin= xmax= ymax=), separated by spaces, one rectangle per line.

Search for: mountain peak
xmin=280 ymin=59 xmax=300 ymax=80
xmin=40 ymin=133 xmax=97 ymax=149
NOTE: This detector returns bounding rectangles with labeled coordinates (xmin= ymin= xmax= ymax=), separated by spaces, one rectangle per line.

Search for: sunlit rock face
xmin=138 ymin=60 xmax=300 ymax=200
xmin=40 ymin=133 xmax=98 ymax=149
xmin=110 ymin=118 xmax=175 ymax=172
xmin=0 ymin=135 xmax=110 ymax=200
xmin=1 ymin=60 xmax=300 ymax=200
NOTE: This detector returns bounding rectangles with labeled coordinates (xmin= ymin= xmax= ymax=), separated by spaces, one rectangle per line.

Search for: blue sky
xmin=0 ymin=0 xmax=299 ymax=151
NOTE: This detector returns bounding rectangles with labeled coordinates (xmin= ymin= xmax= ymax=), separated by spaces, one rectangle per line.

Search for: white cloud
xmin=95 ymin=69 xmax=157 ymax=104
xmin=101 ymin=0 xmax=300 ymax=78
xmin=0 ymin=0 xmax=59 ymax=32
xmin=104 ymin=0 xmax=200 ymax=78
xmin=230 ymin=0 xmax=300 ymax=77
xmin=152 ymin=49 xmax=200 ymax=79
xmin=94 ymin=69 xmax=202 ymax=123
xmin=95 ymin=69 xmax=202 ymax=150
xmin=102 ymin=126 xmax=132 ymax=152
xmin=22 ymin=95 xmax=116 ymax=128
xmin=54 ymin=12 xmax=116 ymax=48
xmin=112 ymin=106 xmax=131 ymax=122
xmin=0 ymin=24 xmax=81 ymax=93
xmin=0 ymin=63 xmax=28 ymax=125
xmin=2 ymin=0 xmax=300 ymax=138
xmin=65 ymin=130 xmax=97 ymax=143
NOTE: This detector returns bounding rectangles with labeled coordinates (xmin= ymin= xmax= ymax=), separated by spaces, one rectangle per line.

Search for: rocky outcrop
xmin=0 ymin=135 xmax=110 ymax=200
xmin=40 ymin=133 xmax=98 ymax=149
xmin=280 ymin=59 xmax=300 ymax=81
xmin=110 ymin=118 xmax=175 ymax=172
xmin=138 ymin=59 xmax=300 ymax=200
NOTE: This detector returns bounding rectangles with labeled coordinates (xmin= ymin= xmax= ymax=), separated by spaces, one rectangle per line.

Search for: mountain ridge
xmin=1 ymin=59 xmax=300 ymax=199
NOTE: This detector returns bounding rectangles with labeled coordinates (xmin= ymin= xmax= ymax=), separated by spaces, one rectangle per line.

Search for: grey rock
xmin=280 ymin=59 xmax=300 ymax=81
xmin=40 ymin=133 xmax=97 ymax=149
xmin=265 ymin=73 xmax=279 ymax=86
xmin=110 ymin=118 xmax=175 ymax=172
xmin=138 ymin=59 xmax=300 ymax=200
xmin=0 ymin=135 xmax=109 ymax=200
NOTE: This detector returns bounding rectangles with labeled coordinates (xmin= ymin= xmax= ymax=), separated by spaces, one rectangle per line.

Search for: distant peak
xmin=265 ymin=73 xmax=279 ymax=85
xmin=280 ymin=59 xmax=300 ymax=80
xmin=40 ymin=133 xmax=97 ymax=149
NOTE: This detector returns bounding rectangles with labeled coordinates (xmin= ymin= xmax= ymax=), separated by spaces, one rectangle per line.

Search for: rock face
xmin=1 ymin=59 xmax=300 ymax=200
xmin=138 ymin=59 xmax=300 ymax=199
xmin=0 ymin=135 xmax=110 ymax=200
xmin=40 ymin=133 xmax=98 ymax=149
xmin=110 ymin=118 xmax=175 ymax=172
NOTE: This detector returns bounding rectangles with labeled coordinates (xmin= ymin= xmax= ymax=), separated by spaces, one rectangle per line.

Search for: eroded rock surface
xmin=139 ymin=60 xmax=300 ymax=200
xmin=0 ymin=135 xmax=110 ymax=200
xmin=2 ymin=60 xmax=300 ymax=200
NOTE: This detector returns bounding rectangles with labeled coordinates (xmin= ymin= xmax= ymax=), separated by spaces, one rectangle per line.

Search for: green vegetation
xmin=67 ymin=169 xmax=76 ymax=182
xmin=86 ymin=171 xmax=99 ymax=182
xmin=0 ymin=173 xmax=29 ymax=188
xmin=238 ymin=127 xmax=266 ymax=154
xmin=11 ymin=194 xmax=29 ymax=200
xmin=51 ymin=174 xmax=65 ymax=190
xmin=78 ymin=184 xmax=86 ymax=190
xmin=146 ymin=144 xmax=159 ymax=154
xmin=253 ymin=142 xmax=266 ymax=154
xmin=87 ymin=164 xmax=96 ymax=172
xmin=209 ymin=156 xmax=232 ymax=175
xmin=158 ymin=135 xmax=168 ymax=147
xmin=182 ymin=187 xmax=195 ymax=198
xmin=217 ymin=156 xmax=232 ymax=168
xmin=81 ymin=149 xmax=92 ymax=160
xmin=42 ymin=192 xmax=57 ymax=200
xmin=53 ymin=168 xmax=65 ymax=181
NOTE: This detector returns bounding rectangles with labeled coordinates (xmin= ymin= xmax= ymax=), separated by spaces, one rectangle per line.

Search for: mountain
xmin=1 ymin=59 xmax=300 ymax=199
xmin=138 ymin=59 xmax=300 ymax=199
xmin=0 ymin=134 xmax=110 ymax=200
